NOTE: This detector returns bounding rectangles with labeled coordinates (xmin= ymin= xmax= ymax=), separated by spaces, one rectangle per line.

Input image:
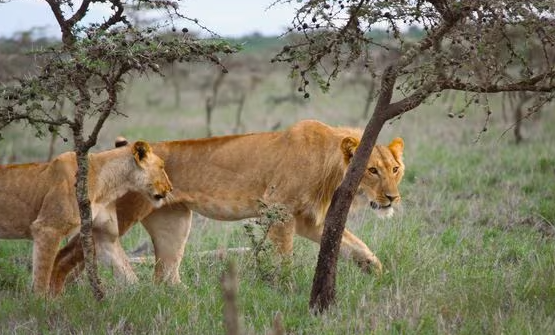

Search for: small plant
xmin=243 ymin=200 xmax=293 ymax=285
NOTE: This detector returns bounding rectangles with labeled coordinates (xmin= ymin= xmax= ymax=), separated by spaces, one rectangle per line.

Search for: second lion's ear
xmin=115 ymin=136 xmax=129 ymax=148
xmin=132 ymin=141 xmax=152 ymax=163
xmin=341 ymin=137 xmax=359 ymax=163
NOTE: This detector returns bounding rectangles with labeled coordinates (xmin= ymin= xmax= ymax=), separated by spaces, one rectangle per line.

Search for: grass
xmin=1 ymin=70 xmax=555 ymax=334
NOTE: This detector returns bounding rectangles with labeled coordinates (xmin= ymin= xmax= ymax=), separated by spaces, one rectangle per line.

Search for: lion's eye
xmin=368 ymin=167 xmax=378 ymax=175
xmin=393 ymin=167 xmax=399 ymax=173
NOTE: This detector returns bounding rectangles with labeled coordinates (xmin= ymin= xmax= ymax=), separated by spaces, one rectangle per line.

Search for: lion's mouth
xmin=370 ymin=201 xmax=391 ymax=210
xmin=149 ymin=191 xmax=170 ymax=208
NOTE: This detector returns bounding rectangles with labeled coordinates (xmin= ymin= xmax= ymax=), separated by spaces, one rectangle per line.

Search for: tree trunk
xmin=233 ymin=92 xmax=246 ymax=134
xmin=309 ymin=62 xmax=432 ymax=312
xmin=205 ymin=97 xmax=214 ymax=137
xmin=47 ymin=132 xmax=57 ymax=161
xmin=309 ymin=113 xmax=387 ymax=312
xmin=74 ymin=149 xmax=105 ymax=301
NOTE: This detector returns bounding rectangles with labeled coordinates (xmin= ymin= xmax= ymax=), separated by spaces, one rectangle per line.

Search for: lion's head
xmin=128 ymin=141 xmax=173 ymax=207
xmin=341 ymin=137 xmax=405 ymax=218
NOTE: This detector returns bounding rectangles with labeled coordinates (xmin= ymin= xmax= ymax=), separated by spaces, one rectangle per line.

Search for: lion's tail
xmin=50 ymin=236 xmax=85 ymax=296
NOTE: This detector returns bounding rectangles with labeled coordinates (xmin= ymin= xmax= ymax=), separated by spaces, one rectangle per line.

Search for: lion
xmin=0 ymin=141 xmax=172 ymax=295
xmin=51 ymin=120 xmax=404 ymax=294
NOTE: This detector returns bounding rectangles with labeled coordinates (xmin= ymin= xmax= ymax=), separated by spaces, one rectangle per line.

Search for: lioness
xmin=51 ymin=120 xmax=404 ymax=293
xmin=0 ymin=141 xmax=172 ymax=295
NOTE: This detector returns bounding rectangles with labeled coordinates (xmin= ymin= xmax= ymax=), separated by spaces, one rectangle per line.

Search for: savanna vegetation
xmin=1 ymin=0 xmax=555 ymax=333
xmin=1 ymin=51 xmax=554 ymax=332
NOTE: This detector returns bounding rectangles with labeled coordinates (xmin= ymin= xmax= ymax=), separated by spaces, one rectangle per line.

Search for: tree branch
xmin=374 ymin=65 xmax=396 ymax=112
xmin=384 ymin=81 xmax=438 ymax=119
xmin=439 ymin=71 xmax=555 ymax=92
xmin=395 ymin=6 xmax=467 ymax=72
xmin=99 ymin=0 xmax=125 ymax=31
xmin=45 ymin=0 xmax=75 ymax=47
xmin=67 ymin=0 xmax=92 ymax=27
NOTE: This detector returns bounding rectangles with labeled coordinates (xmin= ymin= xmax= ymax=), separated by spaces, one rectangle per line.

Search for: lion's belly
xmin=0 ymin=205 xmax=35 ymax=239
xmin=188 ymin=202 xmax=259 ymax=221
xmin=183 ymin=192 xmax=260 ymax=221
xmin=0 ymin=222 xmax=31 ymax=239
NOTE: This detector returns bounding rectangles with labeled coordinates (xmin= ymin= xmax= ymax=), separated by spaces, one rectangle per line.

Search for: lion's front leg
xmin=141 ymin=207 xmax=192 ymax=284
xmin=30 ymin=224 xmax=64 ymax=295
xmin=294 ymin=216 xmax=382 ymax=275
xmin=340 ymin=229 xmax=382 ymax=275
xmin=93 ymin=205 xmax=138 ymax=284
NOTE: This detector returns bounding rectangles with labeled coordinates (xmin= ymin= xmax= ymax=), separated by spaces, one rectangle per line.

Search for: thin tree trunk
xmin=233 ymin=92 xmax=246 ymax=134
xmin=74 ymin=149 xmax=104 ymax=301
xmin=514 ymin=98 xmax=524 ymax=144
xmin=205 ymin=71 xmax=225 ymax=137
xmin=71 ymin=101 xmax=106 ymax=300
xmin=47 ymin=132 xmax=57 ymax=161
xmin=205 ymin=97 xmax=214 ymax=137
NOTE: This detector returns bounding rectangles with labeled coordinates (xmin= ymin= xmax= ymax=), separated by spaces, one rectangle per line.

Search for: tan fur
xmin=0 ymin=141 xmax=172 ymax=295
xmin=51 ymin=120 xmax=404 ymax=293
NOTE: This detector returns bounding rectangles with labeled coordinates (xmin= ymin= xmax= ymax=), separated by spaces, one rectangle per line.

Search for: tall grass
xmin=1 ymin=73 xmax=554 ymax=334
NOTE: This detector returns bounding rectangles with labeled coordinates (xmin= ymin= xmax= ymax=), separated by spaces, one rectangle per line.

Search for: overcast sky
xmin=0 ymin=0 xmax=299 ymax=38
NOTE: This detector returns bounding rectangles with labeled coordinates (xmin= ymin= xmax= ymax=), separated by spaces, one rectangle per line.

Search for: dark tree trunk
xmin=309 ymin=63 xmax=434 ymax=312
xmin=309 ymin=113 xmax=386 ymax=312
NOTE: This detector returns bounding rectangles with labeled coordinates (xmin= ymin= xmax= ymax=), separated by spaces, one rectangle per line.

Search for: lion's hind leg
xmin=267 ymin=219 xmax=296 ymax=256
xmin=142 ymin=207 xmax=192 ymax=284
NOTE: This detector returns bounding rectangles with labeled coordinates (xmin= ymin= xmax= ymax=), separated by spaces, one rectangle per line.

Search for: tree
xmin=0 ymin=0 xmax=235 ymax=299
xmin=272 ymin=0 xmax=555 ymax=312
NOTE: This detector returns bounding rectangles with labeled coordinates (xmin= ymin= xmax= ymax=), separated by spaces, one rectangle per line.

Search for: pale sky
xmin=0 ymin=0 xmax=299 ymax=38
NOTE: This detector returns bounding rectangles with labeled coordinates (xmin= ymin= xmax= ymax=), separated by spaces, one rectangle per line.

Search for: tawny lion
xmin=0 ymin=141 xmax=172 ymax=295
xmin=51 ymin=120 xmax=404 ymax=294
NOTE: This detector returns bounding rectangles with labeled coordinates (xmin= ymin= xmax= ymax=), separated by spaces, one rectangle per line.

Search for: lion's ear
xmin=132 ymin=141 xmax=152 ymax=163
xmin=341 ymin=137 xmax=359 ymax=163
xmin=388 ymin=137 xmax=404 ymax=159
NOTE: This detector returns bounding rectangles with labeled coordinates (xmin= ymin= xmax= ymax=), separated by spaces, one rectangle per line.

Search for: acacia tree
xmin=273 ymin=0 xmax=555 ymax=312
xmin=0 ymin=0 xmax=234 ymax=300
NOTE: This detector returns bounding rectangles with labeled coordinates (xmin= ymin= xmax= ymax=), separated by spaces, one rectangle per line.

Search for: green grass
xmin=1 ymin=70 xmax=555 ymax=334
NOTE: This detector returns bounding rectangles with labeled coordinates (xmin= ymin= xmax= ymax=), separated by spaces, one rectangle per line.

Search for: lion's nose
xmin=154 ymin=193 xmax=166 ymax=200
xmin=385 ymin=194 xmax=399 ymax=202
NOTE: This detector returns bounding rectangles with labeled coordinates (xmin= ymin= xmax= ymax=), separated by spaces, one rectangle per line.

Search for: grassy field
xmin=1 ymin=70 xmax=554 ymax=334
